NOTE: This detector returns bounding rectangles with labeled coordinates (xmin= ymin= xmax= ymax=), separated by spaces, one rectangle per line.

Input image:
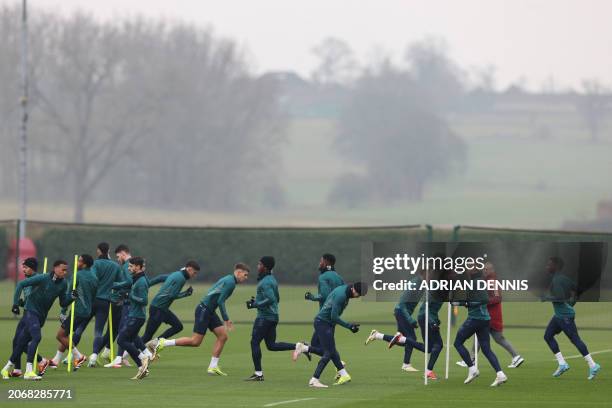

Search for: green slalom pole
xmin=67 ymin=255 xmax=78 ymax=373
xmin=109 ymin=303 xmax=114 ymax=361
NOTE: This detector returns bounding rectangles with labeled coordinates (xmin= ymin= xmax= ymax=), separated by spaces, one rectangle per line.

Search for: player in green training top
xmin=301 ymin=254 xmax=344 ymax=361
xmin=453 ymin=267 xmax=507 ymax=387
xmin=2 ymin=259 xmax=77 ymax=381
xmin=245 ymin=256 xmax=299 ymax=381
xmin=104 ymin=246 xmax=170 ymax=368
xmin=51 ymin=254 xmax=99 ymax=371
xmin=543 ymin=257 xmax=600 ymax=380
xmin=116 ymin=257 xmax=152 ymax=380
xmin=388 ymin=289 xmax=443 ymax=380
xmin=140 ymin=261 xmax=198 ymax=346
xmin=365 ymin=272 xmax=425 ymax=373
xmin=147 ymin=263 xmax=249 ymax=376
xmin=293 ymin=282 xmax=368 ymax=388
xmin=3 ymin=258 xmax=43 ymax=378
xmin=88 ymin=242 xmax=122 ymax=367
xmin=99 ymin=244 xmax=134 ymax=367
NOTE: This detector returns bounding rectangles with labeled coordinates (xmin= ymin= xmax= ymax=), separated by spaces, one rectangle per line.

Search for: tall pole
xmin=19 ymin=0 xmax=29 ymax=241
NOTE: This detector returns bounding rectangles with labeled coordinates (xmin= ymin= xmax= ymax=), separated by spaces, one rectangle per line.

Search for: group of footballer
xmin=1 ymin=243 xmax=602 ymax=387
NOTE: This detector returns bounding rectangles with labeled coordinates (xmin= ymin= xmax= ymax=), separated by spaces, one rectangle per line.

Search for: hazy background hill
xmin=1 ymin=6 xmax=612 ymax=231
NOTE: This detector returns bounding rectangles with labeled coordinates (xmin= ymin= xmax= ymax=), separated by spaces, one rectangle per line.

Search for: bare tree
xmin=128 ymin=23 xmax=286 ymax=211
xmin=311 ymin=37 xmax=358 ymax=85
xmin=0 ymin=9 xmax=286 ymax=221
xmin=27 ymin=14 xmax=161 ymax=222
xmin=331 ymin=61 xmax=465 ymax=205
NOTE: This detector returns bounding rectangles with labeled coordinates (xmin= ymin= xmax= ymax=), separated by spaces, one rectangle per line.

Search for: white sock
xmin=122 ymin=351 xmax=129 ymax=359
xmin=426 ymin=369 xmax=432 ymax=375
xmin=53 ymin=351 xmax=64 ymax=364
xmin=399 ymin=336 xmax=407 ymax=344
xmin=111 ymin=356 xmax=121 ymax=364
xmin=402 ymin=363 xmax=411 ymax=368
xmin=138 ymin=352 xmax=147 ymax=361
xmin=209 ymin=356 xmax=219 ymax=368
xmin=555 ymin=352 xmax=567 ymax=365
xmin=165 ymin=339 xmax=176 ymax=347
xmin=73 ymin=348 xmax=82 ymax=359
xmin=584 ymin=354 xmax=596 ymax=369
xmin=143 ymin=349 xmax=153 ymax=359
xmin=2 ymin=361 xmax=14 ymax=371
xmin=254 ymin=371 xmax=263 ymax=376
xmin=496 ymin=370 xmax=505 ymax=377
xmin=468 ymin=365 xmax=478 ymax=375
xmin=338 ymin=368 xmax=348 ymax=376
xmin=26 ymin=362 xmax=33 ymax=373
xmin=374 ymin=332 xmax=384 ymax=340
xmin=90 ymin=353 xmax=98 ymax=361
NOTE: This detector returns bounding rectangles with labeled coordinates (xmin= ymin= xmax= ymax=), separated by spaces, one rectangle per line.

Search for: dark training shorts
xmin=61 ymin=315 xmax=89 ymax=333
xmin=193 ymin=304 xmax=223 ymax=335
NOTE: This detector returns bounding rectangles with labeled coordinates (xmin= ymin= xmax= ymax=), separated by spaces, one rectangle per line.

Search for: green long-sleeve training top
xmin=316 ymin=284 xmax=353 ymax=330
xmin=255 ymin=273 xmax=280 ymax=321
xmin=308 ymin=269 xmax=345 ymax=309
xmin=63 ymin=268 xmax=98 ymax=318
xmin=93 ymin=258 xmax=122 ymax=301
xmin=17 ymin=273 xmax=37 ymax=304
xmin=150 ymin=270 xmax=191 ymax=310
xmin=13 ymin=273 xmax=74 ymax=325
xmin=112 ymin=271 xmax=166 ymax=293
xmin=544 ymin=273 xmax=576 ymax=318
xmin=110 ymin=261 xmax=131 ymax=304
xmin=201 ymin=274 xmax=237 ymax=322
xmin=395 ymin=275 xmax=423 ymax=325
xmin=417 ymin=292 xmax=443 ymax=325
xmin=465 ymin=272 xmax=490 ymax=320
xmin=128 ymin=272 xmax=149 ymax=319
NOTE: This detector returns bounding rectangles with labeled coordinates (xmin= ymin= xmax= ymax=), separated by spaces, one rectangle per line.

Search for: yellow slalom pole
xmin=67 ymin=255 xmax=78 ymax=373
xmin=109 ymin=303 xmax=114 ymax=361
xmin=34 ymin=257 xmax=48 ymax=374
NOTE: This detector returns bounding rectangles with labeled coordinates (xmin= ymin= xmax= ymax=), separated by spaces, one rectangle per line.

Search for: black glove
xmin=11 ymin=305 xmax=20 ymax=315
xmin=411 ymin=320 xmax=419 ymax=329
xmin=18 ymin=298 xmax=25 ymax=307
xmin=185 ymin=286 xmax=193 ymax=296
xmin=431 ymin=322 xmax=440 ymax=331
xmin=71 ymin=289 xmax=79 ymax=300
xmin=246 ymin=296 xmax=256 ymax=309
xmin=349 ymin=323 xmax=360 ymax=333
xmin=305 ymin=291 xmax=313 ymax=300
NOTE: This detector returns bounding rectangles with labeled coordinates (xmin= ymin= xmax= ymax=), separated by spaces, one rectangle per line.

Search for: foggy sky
xmin=5 ymin=0 xmax=612 ymax=89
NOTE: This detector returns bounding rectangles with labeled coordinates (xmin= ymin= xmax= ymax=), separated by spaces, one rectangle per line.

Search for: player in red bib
xmin=457 ymin=261 xmax=524 ymax=368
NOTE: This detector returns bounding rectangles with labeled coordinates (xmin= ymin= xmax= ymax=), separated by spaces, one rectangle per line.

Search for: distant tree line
xmin=0 ymin=6 xmax=286 ymax=222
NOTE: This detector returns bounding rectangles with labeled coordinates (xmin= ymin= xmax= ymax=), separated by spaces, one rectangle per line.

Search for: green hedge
xmin=34 ymin=223 xmax=427 ymax=284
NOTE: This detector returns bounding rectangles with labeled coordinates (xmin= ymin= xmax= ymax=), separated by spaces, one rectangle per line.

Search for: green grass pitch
xmin=0 ymin=282 xmax=610 ymax=407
